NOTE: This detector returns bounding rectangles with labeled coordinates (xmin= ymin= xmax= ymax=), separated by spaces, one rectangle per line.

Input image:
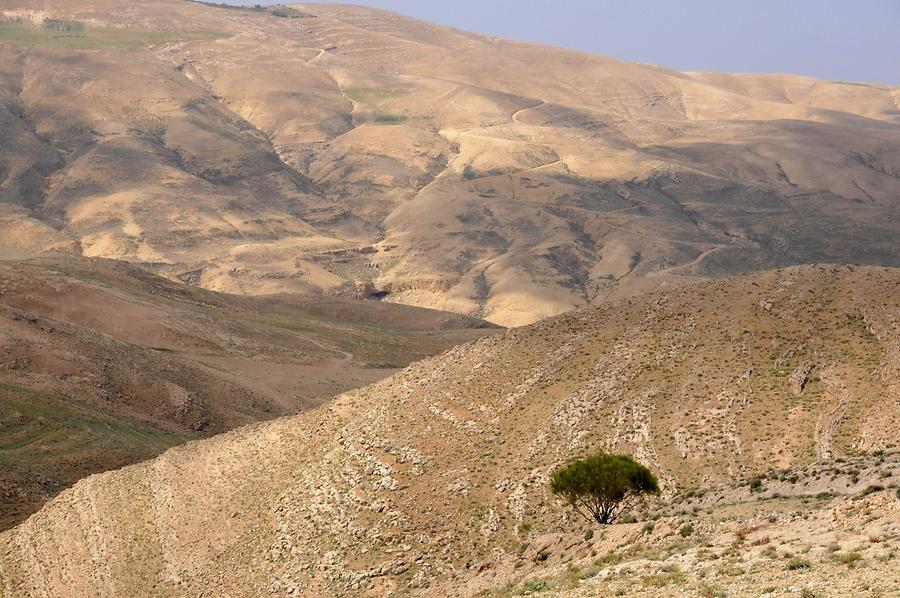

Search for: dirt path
xmin=305 ymin=48 xmax=329 ymax=65
xmin=511 ymin=100 xmax=545 ymax=124
xmin=297 ymin=334 xmax=354 ymax=361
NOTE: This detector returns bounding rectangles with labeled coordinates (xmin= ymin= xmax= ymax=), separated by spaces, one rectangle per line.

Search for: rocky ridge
xmin=1 ymin=265 xmax=898 ymax=596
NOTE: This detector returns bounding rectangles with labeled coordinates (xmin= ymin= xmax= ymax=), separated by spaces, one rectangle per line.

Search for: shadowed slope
xmin=0 ymin=255 xmax=497 ymax=529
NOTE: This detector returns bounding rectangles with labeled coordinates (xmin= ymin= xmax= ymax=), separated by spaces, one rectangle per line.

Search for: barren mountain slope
xmin=0 ymin=255 xmax=496 ymax=529
xmin=492 ymin=456 xmax=900 ymax=598
xmin=1 ymin=1 xmax=899 ymax=324
xmin=2 ymin=265 xmax=898 ymax=596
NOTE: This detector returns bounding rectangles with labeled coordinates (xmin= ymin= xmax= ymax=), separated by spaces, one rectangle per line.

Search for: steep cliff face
xmin=1 ymin=1 xmax=899 ymax=324
xmin=2 ymin=265 xmax=898 ymax=596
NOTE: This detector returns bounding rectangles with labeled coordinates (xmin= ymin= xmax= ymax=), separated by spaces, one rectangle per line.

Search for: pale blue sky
xmin=229 ymin=1 xmax=900 ymax=84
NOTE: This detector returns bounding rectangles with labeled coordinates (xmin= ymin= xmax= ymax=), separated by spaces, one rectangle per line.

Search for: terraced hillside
xmin=1 ymin=265 xmax=897 ymax=596
xmin=0 ymin=1 xmax=898 ymax=325
xmin=0 ymin=256 xmax=496 ymax=529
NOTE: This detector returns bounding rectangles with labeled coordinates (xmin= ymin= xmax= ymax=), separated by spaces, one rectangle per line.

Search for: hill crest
xmin=0 ymin=0 xmax=898 ymax=324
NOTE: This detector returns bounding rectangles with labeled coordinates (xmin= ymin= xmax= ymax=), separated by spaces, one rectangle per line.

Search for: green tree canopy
xmin=550 ymin=451 xmax=660 ymax=525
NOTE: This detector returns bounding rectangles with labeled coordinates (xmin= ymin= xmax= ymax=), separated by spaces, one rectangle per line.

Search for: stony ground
xmin=1 ymin=265 xmax=898 ymax=597
xmin=480 ymin=455 xmax=900 ymax=598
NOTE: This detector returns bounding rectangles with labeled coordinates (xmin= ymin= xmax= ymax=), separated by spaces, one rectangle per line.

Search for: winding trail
xmin=298 ymin=334 xmax=354 ymax=362
xmin=511 ymin=100 xmax=545 ymax=124
xmin=305 ymin=48 xmax=329 ymax=65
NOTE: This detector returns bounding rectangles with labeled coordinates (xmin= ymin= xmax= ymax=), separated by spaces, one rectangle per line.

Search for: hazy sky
xmin=233 ymin=0 xmax=900 ymax=85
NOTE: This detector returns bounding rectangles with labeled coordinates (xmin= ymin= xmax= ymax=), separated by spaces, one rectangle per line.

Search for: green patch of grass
xmin=860 ymin=484 xmax=884 ymax=496
xmin=786 ymin=557 xmax=812 ymax=570
xmin=521 ymin=580 xmax=550 ymax=593
xmin=43 ymin=19 xmax=85 ymax=32
xmin=191 ymin=2 xmax=314 ymax=18
xmin=0 ymin=381 xmax=194 ymax=528
xmin=640 ymin=570 xmax=686 ymax=588
xmin=830 ymin=552 xmax=863 ymax=568
xmin=344 ymin=87 xmax=408 ymax=105
xmin=595 ymin=551 xmax=623 ymax=566
xmin=0 ymin=381 xmax=191 ymax=468
xmin=698 ymin=582 xmax=727 ymax=597
xmin=268 ymin=6 xmax=314 ymax=18
xmin=716 ymin=563 xmax=745 ymax=577
xmin=373 ymin=113 xmax=409 ymax=125
xmin=0 ymin=23 xmax=229 ymax=50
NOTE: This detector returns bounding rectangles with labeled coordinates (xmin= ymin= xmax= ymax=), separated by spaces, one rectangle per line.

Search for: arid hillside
xmin=0 ymin=255 xmax=496 ymax=530
xmin=2 ymin=265 xmax=898 ymax=596
xmin=0 ymin=1 xmax=898 ymax=325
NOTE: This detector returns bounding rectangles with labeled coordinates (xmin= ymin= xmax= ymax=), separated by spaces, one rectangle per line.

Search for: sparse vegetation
xmin=595 ymin=552 xmax=623 ymax=566
xmin=0 ymin=381 xmax=192 ymax=529
xmin=860 ymin=484 xmax=883 ymax=496
xmin=344 ymin=87 xmax=407 ymax=104
xmin=748 ymin=476 xmax=765 ymax=493
xmin=831 ymin=552 xmax=863 ymax=567
xmin=268 ymin=6 xmax=313 ymax=18
xmin=188 ymin=1 xmax=313 ymax=17
xmin=0 ymin=22 xmax=228 ymax=49
xmin=550 ymin=452 xmax=659 ymax=525
xmin=523 ymin=580 xmax=549 ymax=592
xmin=373 ymin=113 xmax=409 ymax=125
xmin=0 ymin=0 xmax=899 ymax=593
xmin=43 ymin=19 xmax=85 ymax=32
xmin=786 ymin=557 xmax=812 ymax=570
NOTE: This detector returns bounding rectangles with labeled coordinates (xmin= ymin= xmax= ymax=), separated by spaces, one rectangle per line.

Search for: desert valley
xmin=0 ymin=1 xmax=898 ymax=597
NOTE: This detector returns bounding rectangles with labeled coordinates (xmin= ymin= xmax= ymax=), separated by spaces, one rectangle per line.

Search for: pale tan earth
xmin=2 ymin=265 xmax=898 ymax=597
xmin=2 ymin=3 xmax=900 ymax=595
xmin=0 ymin=1 xmax=898 ymax=325
xmin=0 ymin=255 xmax=496 ymax=530
xmin=489 ymin=469 xmax=900 ymax=598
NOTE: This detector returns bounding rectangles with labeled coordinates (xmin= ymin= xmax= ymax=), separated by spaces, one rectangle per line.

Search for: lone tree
xmin=550 ymin=452 xmax=659 ymax=525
